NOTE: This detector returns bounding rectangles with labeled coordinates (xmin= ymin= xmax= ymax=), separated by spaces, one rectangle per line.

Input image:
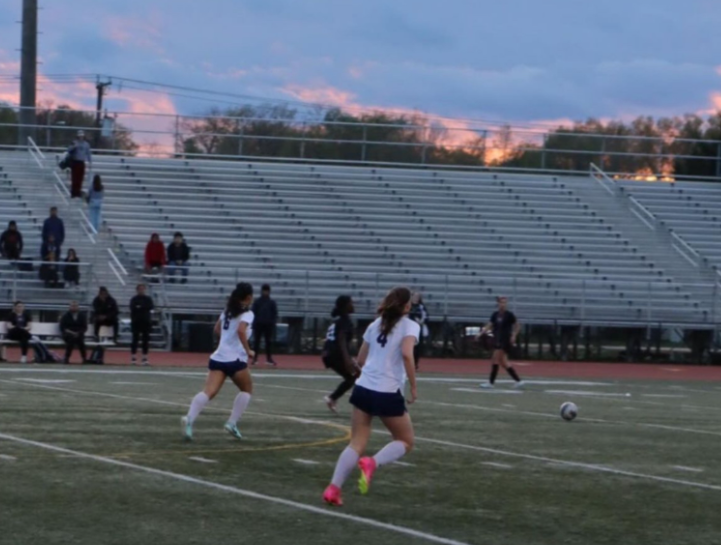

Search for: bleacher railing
xmin=3 ymin=105 xmax=721 ymax=181
xmin=140 ymin=264 xmax=721 ymax=327
xmin=0 ymin=260 xmax=94 ymax=303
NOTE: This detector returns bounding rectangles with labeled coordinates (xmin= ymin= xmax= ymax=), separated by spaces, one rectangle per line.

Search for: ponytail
xmin=378 ymin=287 xmax=412 ymax=336
xmin=226 ymin=282 xmax=253 ymax=318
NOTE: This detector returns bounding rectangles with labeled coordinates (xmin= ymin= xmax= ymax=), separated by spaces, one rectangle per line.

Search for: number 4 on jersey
xmin=376 ymin=333 xmax=388 ymax=347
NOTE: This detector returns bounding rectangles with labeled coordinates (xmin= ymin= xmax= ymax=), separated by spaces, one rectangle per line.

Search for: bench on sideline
xmin=0 ymin=323 xmax=115 ymax=362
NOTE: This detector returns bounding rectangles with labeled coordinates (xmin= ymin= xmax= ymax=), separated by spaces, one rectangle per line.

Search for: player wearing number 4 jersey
xmin=323 ymin=287 xmax=419 ymax=506
xmin=181 ymin=283 xmax=255 ymax=441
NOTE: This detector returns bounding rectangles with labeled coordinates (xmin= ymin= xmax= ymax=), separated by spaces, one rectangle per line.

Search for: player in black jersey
xmin=477 ymin=296 xmax=524 ymax=388
xmin=322 ymin=295 xmax=359 ymax=413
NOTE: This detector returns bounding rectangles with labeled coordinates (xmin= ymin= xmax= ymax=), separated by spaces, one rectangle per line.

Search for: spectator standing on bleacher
xmin=63 ymin=248 xmax=80 ymax=287
xmin=42 ymin=207 xmax=65 ymax=258
xmin=251 ymin=284 xmax=278 ymax=366
xmin=130 ymin=283 xmax=154 ymax=366
xmin=68 ymin=130 xmax=92 ymax=199
xmin=6 ymin=301 xmax=31 ymax=364
xmin=0 ymin=221 xmax=23 ymax=261
xmin=60 ymin=301 xmax=88 ymax=364
xmin=144 ymin=233 xmax=167 ymax=279
xmin=166 ymin=232 xmax=190 ymax=284
xmin=87 ymin=175 xmax=104 ymax=232
xmin=92 ymin=287 xmax=119 ymax=343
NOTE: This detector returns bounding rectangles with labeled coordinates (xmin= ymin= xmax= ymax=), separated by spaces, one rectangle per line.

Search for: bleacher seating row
xmin=80 ymin=155 xmax=712 ymax=326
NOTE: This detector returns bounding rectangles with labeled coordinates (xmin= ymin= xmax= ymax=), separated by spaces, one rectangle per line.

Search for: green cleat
xmin=181 ymin=416 xmax=193 ymax=441
xmin=224 ymin=421 xmax=243 ymax=440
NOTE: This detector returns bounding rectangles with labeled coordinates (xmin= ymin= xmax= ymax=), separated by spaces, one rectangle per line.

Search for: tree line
xmin=1 ymin=101 xmax=719 ymax=178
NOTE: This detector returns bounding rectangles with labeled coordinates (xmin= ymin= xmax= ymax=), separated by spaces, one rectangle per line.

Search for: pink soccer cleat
xmin=357 ymin=457 xmax=377 ymax=495
xmin=323 ymin=484 xmax=343 ymax=506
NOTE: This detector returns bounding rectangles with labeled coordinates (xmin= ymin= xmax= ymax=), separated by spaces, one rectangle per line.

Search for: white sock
xmin=229 ymin=392 xmax=252 ymax=423
xmin=373 ymin=440 xmax=407 ymax=467
xmin=187 ymin=392 xmax=209 ymax=424
xmin=331 ymin=447 xmax=360 ymax=488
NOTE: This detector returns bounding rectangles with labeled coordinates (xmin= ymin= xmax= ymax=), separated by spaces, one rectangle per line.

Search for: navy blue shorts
xmin=350 ymin=385 xmax=406 ymax=418
xmin=208 ymin=358 xmax=247 ymax=377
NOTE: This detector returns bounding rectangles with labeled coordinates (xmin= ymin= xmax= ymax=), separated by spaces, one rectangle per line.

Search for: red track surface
xmin=5 ymin=348 xmax=721 ymax=381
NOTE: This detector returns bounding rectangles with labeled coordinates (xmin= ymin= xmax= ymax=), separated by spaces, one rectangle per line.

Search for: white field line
xmin=0 ymin=454 xmax=17 ymax=461
xmin=392 ymin=461 xmax=415 ymax=467
xmin=543 ymin=390 xmax=632 ymax=398
xmin=452 ymin=388 xmax=522 ymax=395
xmin=405 ymin=434 xmax=721 ymax=492
xmin=672 ymin=466 xmax=704 ymax=473
xmin=15 ymin=379 xmax=76 ymax=384
xmin=424 ymin=399 xmax=721 ymax=438
xmin=0 ymin=367 xmax=612 ymax=386
xmin=4 ymin=379 xmax=721 ymax=493
xmin=0 ymin=432 xmax=471 ymax=545
xmin=292 ymin=458 xmax=321 ymax=466
xmin=641 ymin=394 xmax=687 ymax=399
xmin=188 ymin=456 xmax=218 ymax=464
xmin=482 ymin=462 xmax=512 ymax=469
xmin=111 ymin=382 xmax=159 ymax=386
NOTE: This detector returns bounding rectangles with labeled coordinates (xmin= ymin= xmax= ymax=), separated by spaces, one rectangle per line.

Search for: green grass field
xmin=1 ymin=365 xmax=720 ymax=545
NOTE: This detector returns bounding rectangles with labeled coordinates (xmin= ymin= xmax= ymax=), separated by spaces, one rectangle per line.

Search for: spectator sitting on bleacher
xmin=92 ymin=287 xmax=119 ymax=342
xmin=63 ymin=248 xmax=80 ymax=287
xmin=40 ymin=234 xmax=58 ymax=261
xmin=39 ymin=252 xmax=61 ymax=288
xmin=42 ymin=207 xmax=65 ymax=258
xmin=166 ymin=232 xmax=190 ymax=284
xmin=6 ymin=301 xmax=31 ymax=364
xmin=60 ymin=300 xmax=88 ymax=364
xmin=144 ymin=233 xmax=167 ymax=278
xmin=0 ymin=221 xmax=23 ymax=261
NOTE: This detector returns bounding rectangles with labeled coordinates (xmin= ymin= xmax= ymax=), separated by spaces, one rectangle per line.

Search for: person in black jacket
xmin=322 ymin=295 xmax=358 ymax=413
xmin=251 ymin=284 xmax=278 ymax=366
xmin=92 ymin=287 xmax=119 ymax=342
xmin=166 ymin=232 xmax=190 ymax=284
xmin=0 ymin=221 xmax=23 ymax=260
xmin=130 ymin=283 xmax=154 ymax=365
xmin=63 ymin=248 xmax=81 ymax=286
xmin=409 ymin=292 xmax=429 ymax=370
xmin=6 ymin=301 xmax=32 ymax=363
xmin=60 ymin=301 xmax=88 ymax=364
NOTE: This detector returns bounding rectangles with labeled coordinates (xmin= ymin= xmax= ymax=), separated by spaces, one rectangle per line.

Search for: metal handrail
xmin=107 ymin=248 xmax=128 ymax=276
xmin=628 ymin=196 xmax=657 ymax=231
xmin=589 ymin=163 xmax=617 ymax=196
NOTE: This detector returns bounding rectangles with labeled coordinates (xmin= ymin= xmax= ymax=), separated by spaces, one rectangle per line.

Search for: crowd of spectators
xmin=144 ymin=232 xmax=191 ymax=283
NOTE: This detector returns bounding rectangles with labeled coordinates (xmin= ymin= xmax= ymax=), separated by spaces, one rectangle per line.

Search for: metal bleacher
xmin=86 ymin=154 xmax=713 ymax=327
xmin=618 ymin=180 xmax=721 ymax=273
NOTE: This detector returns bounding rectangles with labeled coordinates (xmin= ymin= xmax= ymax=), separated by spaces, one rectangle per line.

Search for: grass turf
xmin=0 ymin=366 xmax=720 ymax=545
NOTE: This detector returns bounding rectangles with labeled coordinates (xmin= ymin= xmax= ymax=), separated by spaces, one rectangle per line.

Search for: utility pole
xmin=94 ymin=78 xmax=111 ymax=146
xmin=18 ymin=0 xmax=38 ymax=146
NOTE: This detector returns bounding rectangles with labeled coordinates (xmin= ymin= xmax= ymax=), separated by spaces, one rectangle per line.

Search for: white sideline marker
xmin=111 ymin=381 xmax=159 ymax=386
xmin=672 ymin=466 xmax=704 ymax=473
xmin=544 ymin=390 xmax=631 ymax=398
xmin=15 ymin=379 xmax=76 ymax=384
xmin=482 ymin=462 xmax=512 ymax=469
xmin=189 ymin=456 xmax=218 ymax=464
xmin=452 ymin=388 xmax=522 ymax=395
xmin=392 ymin=461 xmax=415 ymax=467
xmin=0 ymin=433 xmax=470 ymax=545
xmin=0 ymin=454 xmax=16 ymax=461
xmin=642 ymin=394 xmax=686 ymax=399
xmin=293 ymin=458 xmax=320 ymax=466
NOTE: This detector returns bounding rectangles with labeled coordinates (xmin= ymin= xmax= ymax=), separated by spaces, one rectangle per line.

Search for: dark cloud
xmin=0 ymin=0 xmax=719 ymax=122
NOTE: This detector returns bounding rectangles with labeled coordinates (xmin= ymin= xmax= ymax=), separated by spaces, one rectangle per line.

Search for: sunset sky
xmin=0 ymin=0 xmax=720 ymax=126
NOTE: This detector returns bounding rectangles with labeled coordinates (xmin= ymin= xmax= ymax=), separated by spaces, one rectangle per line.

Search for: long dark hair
xmin=331 ymin=295 xmax=353 ymax=318
xmin=226 ymin=282 xmax=253 ymax=318
xmin=378 ymin=287 xmax=411 ymax=336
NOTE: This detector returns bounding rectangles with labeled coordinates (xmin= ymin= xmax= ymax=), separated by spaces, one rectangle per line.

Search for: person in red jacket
xmin=144 ymin=233 xmax=167 ymax=278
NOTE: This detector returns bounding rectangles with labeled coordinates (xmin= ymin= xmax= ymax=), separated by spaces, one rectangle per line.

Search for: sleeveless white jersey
xmin=356 ymin=316 xmax=420 ymax=393
xmin=211 ymin=310 xmax=254 ymax=363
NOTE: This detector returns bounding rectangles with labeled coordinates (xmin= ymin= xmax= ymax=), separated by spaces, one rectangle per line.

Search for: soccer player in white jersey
xmin=181 ymin=283 xmax=255 ymax=440
xmin=323 ymin=287 xmax=419 ymax=506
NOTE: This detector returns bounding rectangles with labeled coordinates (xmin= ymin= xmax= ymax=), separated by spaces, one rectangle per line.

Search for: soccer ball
xmin=560 ymin=402 xmax=578 ymax=421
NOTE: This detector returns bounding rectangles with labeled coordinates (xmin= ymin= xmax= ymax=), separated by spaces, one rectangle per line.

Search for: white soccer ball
xmin=560 ymin=402 xmax=578 ymax=421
